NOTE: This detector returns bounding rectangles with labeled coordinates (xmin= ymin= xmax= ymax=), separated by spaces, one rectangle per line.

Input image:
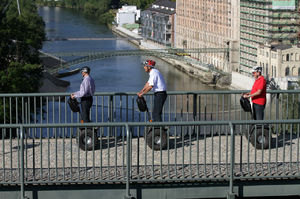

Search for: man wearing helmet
xmin=243 ymin=66 xmax=266 ymax=120
xmin=71 ymin=66 xmax=95 ymax=122
xmin=137 ymin=60 xmax=167 ymax=122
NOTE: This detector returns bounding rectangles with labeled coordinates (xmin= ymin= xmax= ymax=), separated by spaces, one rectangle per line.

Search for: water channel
xmin=38 ymin=6 xmax=220 ymax=93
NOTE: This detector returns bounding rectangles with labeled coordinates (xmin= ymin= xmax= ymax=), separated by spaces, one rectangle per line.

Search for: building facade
xmin=257 ymin=44 xmax=300 ymax=79
xmin=116 ymin=6 xmax=140 ymax=26
xmin=140 ymin=0 xmax=176 ymax=47
xmin=175 ymin=0 xmax=240 ymax=72
xmin=240 ymin=0 xmax=300 ymax=75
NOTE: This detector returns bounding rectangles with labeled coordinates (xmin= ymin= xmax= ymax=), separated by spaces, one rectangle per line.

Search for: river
xmin=38 ymin=6 xmax=219 ymax=93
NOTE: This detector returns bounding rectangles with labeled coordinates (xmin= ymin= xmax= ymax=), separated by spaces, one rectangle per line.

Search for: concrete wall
xmin=231 ymin=71 xmax=254 ymax=90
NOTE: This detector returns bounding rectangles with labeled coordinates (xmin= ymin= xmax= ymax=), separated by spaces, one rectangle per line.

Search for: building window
xmin=298 ymin=68 xmax=300 ymax=77
xmin=285 ymin=67 xmax=290 ymax=76
xmin=286 ymin=54 xmax=290 ymax=61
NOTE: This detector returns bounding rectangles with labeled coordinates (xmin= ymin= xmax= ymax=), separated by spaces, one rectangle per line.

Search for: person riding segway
xmin=137 ymin=60 xmax=168 ymax=150
xmin=242 ymin=66 xmax=270 ymax=149
xmin=70 ymin=66 xmax=98 ymax=151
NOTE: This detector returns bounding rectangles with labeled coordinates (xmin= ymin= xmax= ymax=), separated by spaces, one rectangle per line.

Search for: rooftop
xmin=146 ymin=0 xmax=176 ymax=15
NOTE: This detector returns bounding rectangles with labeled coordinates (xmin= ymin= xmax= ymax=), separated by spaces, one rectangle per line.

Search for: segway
xmin=68 ymin=97 xmax=99 ymax=151
xmin=136 ymin=96 xmax=167 ymax=150
xmin=240 ymin=96 xmax=270 ymax=149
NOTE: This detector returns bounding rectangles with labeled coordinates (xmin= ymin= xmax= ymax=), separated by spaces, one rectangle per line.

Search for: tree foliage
xmin=0 ymin=0 xmax=45 ymax=70
xmin=0 ymin=0 xmax=45 ymax=127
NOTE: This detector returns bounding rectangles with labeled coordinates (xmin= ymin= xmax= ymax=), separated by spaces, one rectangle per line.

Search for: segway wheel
xmin=146 ymin=128 xmax=167 ymax=151
xmin=77 ymin=128 xmax=99 ymax=151
xmin=249 ymin=126 xmax=270 ymax=149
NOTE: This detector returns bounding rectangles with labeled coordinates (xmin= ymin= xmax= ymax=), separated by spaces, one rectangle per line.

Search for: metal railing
xmin=1 ymin=90 xmax=300 ymax=198
xmin=1 ymin=90 xmax=299 ymax=138
xmin=1 ymin=119 xmax=300 ymax=198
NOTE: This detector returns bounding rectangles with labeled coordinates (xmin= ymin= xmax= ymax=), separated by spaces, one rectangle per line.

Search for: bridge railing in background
xmin=0 ymin=90 xmax=299 ymax=138
xmin=0 ymin=120 xmax=299 ymax=198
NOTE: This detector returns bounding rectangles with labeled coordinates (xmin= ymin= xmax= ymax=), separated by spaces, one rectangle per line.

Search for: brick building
xmin=175 ymin=0 xmax=240 ymax=72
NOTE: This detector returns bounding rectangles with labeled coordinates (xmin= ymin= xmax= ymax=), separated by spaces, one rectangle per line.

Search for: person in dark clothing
xmin=137 ymin=60 xmax=167 ymax=122
xmin=243 ymin=66 xmax=267 ymax=120
xmin=71 ymin=66 xmax=95 ymax=122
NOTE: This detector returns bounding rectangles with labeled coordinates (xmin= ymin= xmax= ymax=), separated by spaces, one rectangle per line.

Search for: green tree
xmin=1 ymin=0 xmax=45 ymax=67
xmin=0 ymin=0 xmax=45 ymax=130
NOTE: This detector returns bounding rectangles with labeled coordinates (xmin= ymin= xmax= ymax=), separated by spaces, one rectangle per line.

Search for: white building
xmin=116 ymin=6 xmax=141 ymax=26
xmin=257 ymin=44 xmax=300 ymax=89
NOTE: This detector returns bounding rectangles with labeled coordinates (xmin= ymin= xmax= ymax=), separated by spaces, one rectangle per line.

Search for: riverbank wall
xmin=39 ymin=51 xmax=70 ymax=93
xmin=112 ymin=26 xmax=234 ymax=90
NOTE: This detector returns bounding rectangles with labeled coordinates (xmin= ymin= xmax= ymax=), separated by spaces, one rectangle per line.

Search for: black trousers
xmin=81 ymin=96 xmax=93 ymax=123
xmin=152 ymin=91 xmax=167 ymax=122
xmin=252 ymin=103 xmax=265 ymax=120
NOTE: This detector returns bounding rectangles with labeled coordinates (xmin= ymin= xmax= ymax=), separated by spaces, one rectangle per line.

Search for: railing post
xmin=20 ymin=125 xmax=28 ymax=199
xmin=276 ymin=93 xmax=280 ymax=134
xmin=192 ymin=94 xmax=197 ymax=136
xmin=227 ymin=122 xmax=236 ymax=199
xmin=109 ymin=95 xmax=113 ymax=136
xmin=124 ymin=124 xmax=133 ymax=199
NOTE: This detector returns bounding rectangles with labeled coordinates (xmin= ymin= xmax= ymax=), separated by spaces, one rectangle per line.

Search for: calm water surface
xmin=38 ymin=6 xmax=219 ymax=93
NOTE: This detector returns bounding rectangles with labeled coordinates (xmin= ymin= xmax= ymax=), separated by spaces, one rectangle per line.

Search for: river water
xmin=38 ymin=6 xmax=218 ymax=93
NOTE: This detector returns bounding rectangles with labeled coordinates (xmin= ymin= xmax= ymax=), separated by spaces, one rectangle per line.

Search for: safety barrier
xmin=0 ymin=90 xmax=299 ymax=138
xmin=1 ymin=120 xmax=300 ymax=199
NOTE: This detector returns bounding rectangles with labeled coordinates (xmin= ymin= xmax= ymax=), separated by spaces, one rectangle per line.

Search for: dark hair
xmin=81 ymin=66 xmax=90 ymax=74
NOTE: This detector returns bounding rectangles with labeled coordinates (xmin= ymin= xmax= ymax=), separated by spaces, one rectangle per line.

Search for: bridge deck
xmin=1 ymin=134 xmax=299 ymax=184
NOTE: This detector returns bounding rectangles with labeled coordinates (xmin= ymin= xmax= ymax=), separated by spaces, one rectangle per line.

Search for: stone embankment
xmin=39 ymin=51 xmax=70 ymax=93
xmin=112 ymin=26 xmax=231 ymax=89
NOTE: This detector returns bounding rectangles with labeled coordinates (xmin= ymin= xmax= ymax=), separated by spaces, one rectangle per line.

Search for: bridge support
xmin=227 ymin=192 xmax=236 ymax=199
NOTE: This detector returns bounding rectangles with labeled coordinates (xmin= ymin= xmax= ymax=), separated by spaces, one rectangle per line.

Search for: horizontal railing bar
xmin=18 ymin=180 xmax=126 ymax=184
xmin=1 ymin=89 xmax=300 ymax=97
xmin=1 ymin=120 xmax=300 ymax=128
xmin=234 ymin=175 xmax=300 ymax=180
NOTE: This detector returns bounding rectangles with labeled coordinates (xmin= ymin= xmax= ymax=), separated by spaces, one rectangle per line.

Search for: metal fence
xmin=1 ymin=120 xmax=300 ymax=197
xmin=1 ymin=90 xmax=299 ymax=138
xmin=1 ymin=91 xmax=300 ymax=198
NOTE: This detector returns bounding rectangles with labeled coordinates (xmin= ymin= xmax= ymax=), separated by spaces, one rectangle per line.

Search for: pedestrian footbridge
xmin=0 ymin=90 xmax=300 ymax=199
xmin=40 ymin=48 xmax=231 ymax=75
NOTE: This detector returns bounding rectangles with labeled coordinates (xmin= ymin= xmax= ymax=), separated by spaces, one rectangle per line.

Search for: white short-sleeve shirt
xmin=148 ymin=68 xmax=166 ymax=92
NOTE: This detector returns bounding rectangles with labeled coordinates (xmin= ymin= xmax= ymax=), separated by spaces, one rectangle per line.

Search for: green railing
xmin=1 ymin=90 xmax=300 ymax=198
xmin=1 ymin=119 xmax=300 ymax=199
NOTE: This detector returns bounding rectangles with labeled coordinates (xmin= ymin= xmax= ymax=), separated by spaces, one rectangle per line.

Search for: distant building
xmin=175 ymin=0 xmax=240 ymax=72
xmin=140 ymin=0 xmax=176 ymax=47
xmin=258 ymin=44 xmax=300 ymax=78
xmin=240 ymin=0 xmax=300 ymax=75
xmin=116 ymin=6 xmax=140 ymax=26
xmin=257 ymin=44 xmax=300 ymax=89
